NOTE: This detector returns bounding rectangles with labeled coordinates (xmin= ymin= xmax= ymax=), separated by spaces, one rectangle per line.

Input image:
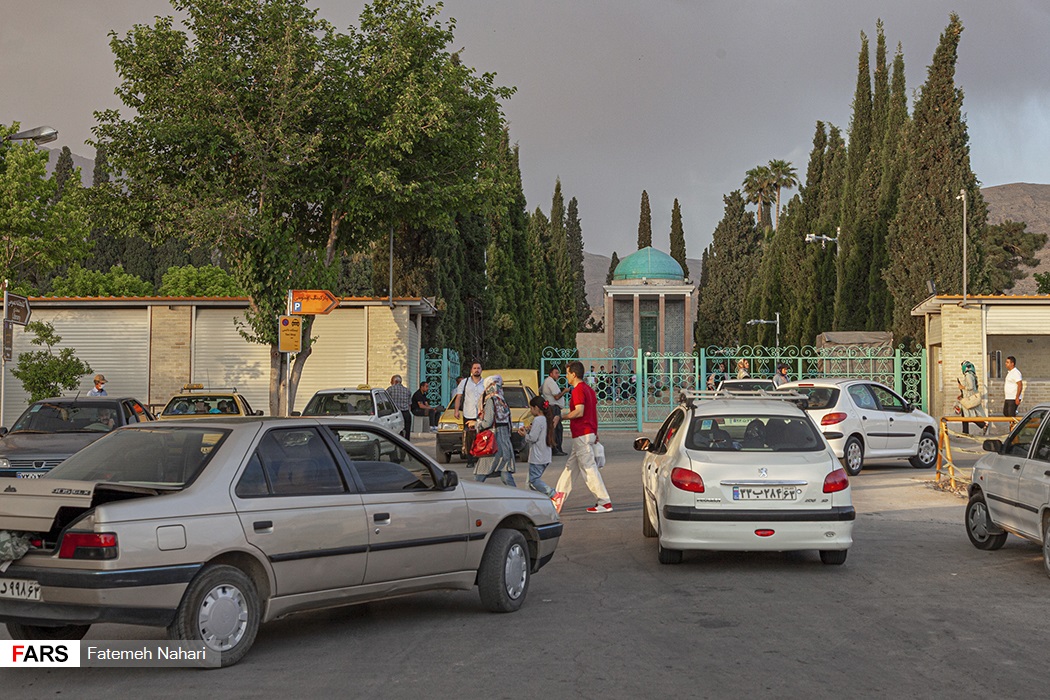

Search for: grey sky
xmin=4 ymin=1 xmax=1049 ymax=261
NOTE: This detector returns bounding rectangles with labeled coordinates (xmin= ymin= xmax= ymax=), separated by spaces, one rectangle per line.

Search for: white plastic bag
xmin=593 ymin=440 xmax=606 ymax=468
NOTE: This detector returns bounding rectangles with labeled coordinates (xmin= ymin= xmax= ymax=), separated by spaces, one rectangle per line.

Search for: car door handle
xmin=1013 ymin=464 xmax=1022 ymax=471
xmin=253 ymin=520 xmax=273 ymax=532
xmin=861 ymin=416 xmax=867 ymax=420
xmin=1044 ymin=470 xmax=1050 ymax=477
xmin=373 ymin=513 xmax=391 ymax=524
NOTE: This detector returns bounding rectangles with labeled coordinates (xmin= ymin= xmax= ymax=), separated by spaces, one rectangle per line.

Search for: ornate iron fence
xmin=540 ymin=347 xmax=639 ymax=428
xmin=420 ymin=347 xmax=461 ymax=409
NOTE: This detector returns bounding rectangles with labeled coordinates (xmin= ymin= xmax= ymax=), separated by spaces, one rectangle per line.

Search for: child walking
xmin=518 ymin=396 xmax=557 ymax=497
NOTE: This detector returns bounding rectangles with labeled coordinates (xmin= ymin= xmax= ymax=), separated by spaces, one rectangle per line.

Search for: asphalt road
xmin=4 ymin=431 xmax=1047 ymax=699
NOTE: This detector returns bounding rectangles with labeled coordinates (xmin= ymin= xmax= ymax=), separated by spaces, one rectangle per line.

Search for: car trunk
xmin=685 ymin=450 xmax=837 ymax=510
xmin=0 ymin=479 xmax=166 ymax=549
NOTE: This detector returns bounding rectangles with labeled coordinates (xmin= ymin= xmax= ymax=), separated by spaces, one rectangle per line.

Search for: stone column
xmin=633 ymin=294 xmax=640 ymax=351
xmin=658 ymin=294 xmax=666 ymax=354
xmin=605 ymin=292 xmax=614 ymax=350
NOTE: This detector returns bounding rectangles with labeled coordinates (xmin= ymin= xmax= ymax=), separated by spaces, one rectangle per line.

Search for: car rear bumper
xmin=659 ymin=505 xmax=854 ymax=551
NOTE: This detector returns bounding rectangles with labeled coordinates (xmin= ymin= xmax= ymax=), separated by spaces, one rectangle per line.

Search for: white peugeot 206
xmin=636 ymin=390 xmax=854 ymax=565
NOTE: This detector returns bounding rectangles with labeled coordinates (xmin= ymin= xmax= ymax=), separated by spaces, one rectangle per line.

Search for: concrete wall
xmin=936 ymin=305 xmax=984 ymax=419
xmin=366 ymin=305 xmax=411 ymax=387
xmin=149 ymin=306 xmax=192 ymax=405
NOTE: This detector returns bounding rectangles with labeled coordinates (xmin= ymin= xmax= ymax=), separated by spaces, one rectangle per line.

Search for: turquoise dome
xmin=612 ymin=247 xmax=684 ymax=281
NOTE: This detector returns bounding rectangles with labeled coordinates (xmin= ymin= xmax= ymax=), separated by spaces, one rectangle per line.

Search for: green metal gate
xmin=540 ymin=347 xmax=638 ymax=428
xmin=420 ymin=347 xmax=460 ymax=409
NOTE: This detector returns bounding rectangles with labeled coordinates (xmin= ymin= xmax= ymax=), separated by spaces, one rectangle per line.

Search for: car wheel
xmin=167 ymin=564 xmax=261 ymax=667
xmin=909 ymin=431 xmax=938 ymax=469
xmin=965 ymin=492 xmax=1008 ymax=551
xmin=819 ymin=549 xmax=848 ymax=565
xmin=642 ymin=494 xmax=657 ymax=538
xmin=477 ymin=529 xmax=530 ymax=613
xmin=367 ymin=441 xmax=381 ymax=461
xmin=5 ymin=622 xmax=90 ymax=640
xmin=843 ymin=436 xmax=864 ymax=476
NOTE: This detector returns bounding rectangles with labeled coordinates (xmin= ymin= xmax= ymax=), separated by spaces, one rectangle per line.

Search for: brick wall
xmin=937 ymin=305 xmax=984 ymax=418
xmin=149 ymin=306 xmax=192 ymax=405
xmin=366 ymin=305 xmax=410 ymax=386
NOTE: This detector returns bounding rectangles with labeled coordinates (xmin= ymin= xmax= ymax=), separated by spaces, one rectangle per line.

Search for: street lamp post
xmin=3 ymin=125 xmax=59 ymax=144
xmin=746 ymin=312 xmax=780 ymax=349
xmin=957 ymin=189 xmax=968 ymax=304
xmin=805 ymin=226 xmax=840 ymax=251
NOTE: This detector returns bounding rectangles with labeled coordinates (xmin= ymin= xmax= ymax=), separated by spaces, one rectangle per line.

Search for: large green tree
xmin=637 ymin=190 xmax=652 ymax=249
xmin=767 ymin=160 xmax=799 ymax=231
xmin=742 ymin=165 xmax=775 ymax=231
xmin=94 ymin=0 xmax=510 ymax=412
xmin=885 ymin=14 xmax=987 ymax=343
xmin=669 ymin=198 xmax=689 ymax=279
xmin=566 ymin=196 xmax=589 ymax=333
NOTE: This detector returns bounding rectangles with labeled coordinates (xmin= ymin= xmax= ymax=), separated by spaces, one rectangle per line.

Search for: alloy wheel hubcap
xmin=969 ymin=503 xmax=989 ymax=540
xmin=197 ymin=584 xmax=249 ymax=651
xmin=504 ymin=543 xmax=528 ymax=599
xmin=919 ymin=438 xmax=936 ymax=462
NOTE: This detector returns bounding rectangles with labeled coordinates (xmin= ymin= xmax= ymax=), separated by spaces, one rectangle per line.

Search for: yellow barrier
xmin=935 ymin=416 xmax=1019 ymax=490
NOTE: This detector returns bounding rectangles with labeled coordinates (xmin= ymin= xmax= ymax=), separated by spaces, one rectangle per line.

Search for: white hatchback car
xmin=636 ymin=390 xmax=854 ymax=565
xmin=779 ymin=379 xmax=938 ymax=476
xmin=299 ymin=387 xmax=405 ymax=436
xmin=966 ymin=404 xmax=1050 ymax=574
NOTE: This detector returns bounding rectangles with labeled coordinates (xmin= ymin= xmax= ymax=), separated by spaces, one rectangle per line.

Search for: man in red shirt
xmin=551 ymin=360 xmax=612 ymax=514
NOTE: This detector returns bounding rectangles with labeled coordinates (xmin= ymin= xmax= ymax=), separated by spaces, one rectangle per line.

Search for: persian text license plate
xmin=17 ymin=472 xmax=44 ymax=479
xmin=0 ymin=578 xmax=42 ymax=601
xmin=733 ymin=486 xmax=800 ymax=501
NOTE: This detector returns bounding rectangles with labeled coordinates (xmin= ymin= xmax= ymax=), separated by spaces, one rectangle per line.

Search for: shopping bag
xmin=470 ymin=429 xmax=498 ymax=457
xmin=593 ymin=440 xmax=606 ymax=468
xmin=960 ymin=394 xmax=982 ymax=410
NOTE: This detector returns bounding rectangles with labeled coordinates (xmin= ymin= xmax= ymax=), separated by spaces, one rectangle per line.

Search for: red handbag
xmin=470 ymin=429 xmax=498 ymax=457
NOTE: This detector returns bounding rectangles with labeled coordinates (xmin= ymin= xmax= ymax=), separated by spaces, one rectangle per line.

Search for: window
xmin=869 ymin=384 xmax=907 ymax=412
xmin=239 ymin=428 xmax=347 ymax=496
xmin=376 ymin=393 xmax=395 ymax=417
xmin=650 ymin=410 xmax=684 ymax=453
xmin=329 ymin=427 xmax=435 ymax=492
xmin=793 ymin=387 xmax=839 ymax=411
xmin=1004 ymin=410 xmax=1045 ymax=459
xmin=1032 ymin=422 xmax=1050 ymax=463
xmin=686 ymin=415 xmax=823 ymax=452
xmin=847 ymin=385 xmax=877 ymax=410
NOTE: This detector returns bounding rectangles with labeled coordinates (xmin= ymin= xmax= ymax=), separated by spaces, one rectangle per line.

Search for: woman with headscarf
xmin=956 ymin=360 xmax=987 ymax=435
xmin=736 ymin=358 xmax=750 ymax=379
xmin=474 ymin=375 xmax=517 ymax=486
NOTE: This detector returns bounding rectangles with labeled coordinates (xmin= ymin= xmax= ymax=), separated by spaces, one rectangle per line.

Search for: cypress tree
xmin=813 ymin=125 xmax=847 ymax=337
xmin=607 ymin=251 xmax=620 ymax=284
xmin=833 ymin=31 xmax=875 ymax=330
xmin=546 ymin=179 xmax=574 ymax=348
xmin=694 ymin=191 xmax=762 ymax=347
xmin=52 ymin=146 xmax=75 ymax=204
xmin=637 ymin=190 xmax=652 ymax=249
xmin=785 ymin=122 xmax=830 ymax=347
xmin=566 ymin=196 xmax=590 ymax=332
xmin=669 ymin=198 xmax=689 ymax=279
xmin=886 ymin=13 xmax=987 ymax=343
xmin=529 ymin=208 xmax=554 ymax=351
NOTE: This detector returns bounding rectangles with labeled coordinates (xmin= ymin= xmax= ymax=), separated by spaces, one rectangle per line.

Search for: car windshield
xmin=503 ymin=387 xmax=531 ymax=409
xmin=9 ymin=402 xmax=122 ymax=433
xmin=163 ymin=396 xmax=239 ymax=416
xmin=790 ymin=387 xmax=840 ymax=411
xmin=685 ymin=414 xmax=824 ymax=452
xmin=302 ymin=393 xmax=374 ymax=416
xmin=46 ymin=427 xmax=229 ymax=487
xmin=720 ymin=380 xmax=776 ymax=392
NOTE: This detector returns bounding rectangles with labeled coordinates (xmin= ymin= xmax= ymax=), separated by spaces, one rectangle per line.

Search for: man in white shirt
xmin=542 ymin=367 xmax=569 ymax=456
xmin=1003 ymin=355 xmax=1024 ymax=418
xmin=454 ymin=362 xmax=486 ymax=466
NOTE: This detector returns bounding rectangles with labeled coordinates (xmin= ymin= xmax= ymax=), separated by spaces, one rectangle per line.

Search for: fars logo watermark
xmin=0 ymin=640 xmax=80 ymax=667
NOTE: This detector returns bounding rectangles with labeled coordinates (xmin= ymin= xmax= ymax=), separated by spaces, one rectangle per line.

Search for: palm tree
xmin=743 ymin=165 xmax=776 ymax=229
xmin=768 ymin=159 xmax=799 ymax=230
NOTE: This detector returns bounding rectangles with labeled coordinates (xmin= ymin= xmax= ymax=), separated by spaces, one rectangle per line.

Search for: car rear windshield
xmin=790 ymin=387 xmax=840 ymax=411
xmin=302 ymin=393 xmax=374 ymax=416
xmin=686 ymin=415 xmax=824 ymax=452
xmin=45 ymin=427 xmax=229 ymax=487
xmin=163 ymin=396 xmax=240 ymax=416
xmin=10 ymin=402 xmax=121 ymax=433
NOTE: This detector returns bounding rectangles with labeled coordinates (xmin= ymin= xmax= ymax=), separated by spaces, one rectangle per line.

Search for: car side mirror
xmin=983 ymin=439 xmax=1003 ymax=454
xmin=440 ymin=469 xmax=459 ymax=490
xmin=254 ymin=410 xmax=264 ymax=416
xmin=904 ymin=403 xmax=915 ymax=413
xmin=290 ymin=410 xmax=301 ymax=417
xmin=0 ymin=427 xmax=7 ymax=437
xmin=633 ymin=436 xmax=652 ymax=452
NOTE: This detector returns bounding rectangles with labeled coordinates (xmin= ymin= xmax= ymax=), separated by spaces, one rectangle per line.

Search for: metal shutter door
xmin=293 ymin=308 xmax=367 ymax=412
xmin=192 ymin=309 xmax=271 ymax=414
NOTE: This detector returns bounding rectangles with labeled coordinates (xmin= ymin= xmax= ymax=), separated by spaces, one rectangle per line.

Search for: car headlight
xmin=0 ymin=458 xmax=9 ymax=469
xmin=438 ymin=423 xmax=460 ymax=431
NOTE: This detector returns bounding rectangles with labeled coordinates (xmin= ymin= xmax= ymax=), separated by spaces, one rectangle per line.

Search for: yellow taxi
xmin=435 ymin=370 xmax=538 ymax=464
xmin=157 ymin=384 xmax=264 ymax=420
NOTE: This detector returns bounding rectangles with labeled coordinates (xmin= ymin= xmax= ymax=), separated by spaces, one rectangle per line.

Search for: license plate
xmin=16 ymin=472 xmax=44 ymax=479
xmin=733 ymin=486 xmax=799 ymax=501
xmin=0 ymin=578 xmax=41 ymax=601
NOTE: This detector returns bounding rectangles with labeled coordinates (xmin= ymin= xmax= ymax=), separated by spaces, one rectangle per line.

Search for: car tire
xmin=477 ymin=529 xmax=530 ymax=613
xmin=909 ymin=431 xmax=938 ymax=469
xmin=167 ymin=564 xmax=261 ymax=668
xmin=366 ymin=441 xmax=381 ymax=461
xmin=658 ymin=541 xmax=683 ymax=565
xmin=5 ymin=622 xmax=90 ymax=640
xmin=843 ymin=436 xmax=864 ymax=476
xmin=965 ymin=492 xmax=1008 ymax=551
xmin=819 ymin=549 xmax=848 ymax=565
xmin=642 ymin=494 xmax=657 ymax=538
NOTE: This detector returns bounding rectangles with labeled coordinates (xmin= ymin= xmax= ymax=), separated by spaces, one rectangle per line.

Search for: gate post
xmin=636 ymin=348 xmax=644 ymax=433
xmin=893 ymin=349 xmax=903 ymax=399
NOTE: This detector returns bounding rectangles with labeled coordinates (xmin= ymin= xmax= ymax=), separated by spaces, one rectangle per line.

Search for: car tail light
xmin=823 ymin=468 xmax=849 ymax=493
xmin=59 ymin=532 xmax=118 ymax=560
xmin=755 ymin=529 xmax=775 ymax=537
xmin=821 ymin=412 xmax=848 ymax=426
xmin=671 ymin=467 xmax=705 ymax=493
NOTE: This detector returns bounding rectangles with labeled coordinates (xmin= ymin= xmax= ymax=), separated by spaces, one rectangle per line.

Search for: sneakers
xmin=586 ymin=503 xmax=613 ymax=514
xmin=551 ymin=492 xmax=565 ymax=513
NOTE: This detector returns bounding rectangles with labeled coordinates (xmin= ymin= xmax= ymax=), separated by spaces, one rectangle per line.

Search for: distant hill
xmin=44 ymin=147 xmax=94 ymax=187
xmin=982 ymin=183 xmax=1050 ymax=293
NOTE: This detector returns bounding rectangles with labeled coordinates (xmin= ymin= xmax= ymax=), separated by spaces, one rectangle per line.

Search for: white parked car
xmin=636 ymin=390 xmax=854 ymax=565
xmin=966 ymin=404 xmax=1050 ymax=575
xmin=299 ymin=387 xmax=405 ymax=437
xmin=779 ymin=379 xmax=938 ymax=476
xmin=716 ymin=378 xmax=776 ymax=393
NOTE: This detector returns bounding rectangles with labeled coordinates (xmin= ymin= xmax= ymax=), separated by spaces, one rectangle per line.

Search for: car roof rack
xmin=677 ymin=389 xmax=809 ymax=410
